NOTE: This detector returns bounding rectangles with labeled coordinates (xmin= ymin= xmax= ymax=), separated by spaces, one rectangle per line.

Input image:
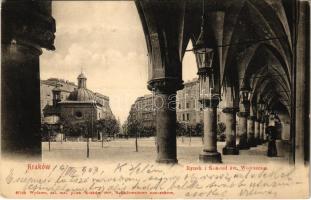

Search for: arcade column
xmin=222 ymin=107 xmax=239 ymax=155
xmin=135 ymin=0 xmax=185 ymax=163
xmin=260 ymin=122 xmax=265 ymax=143
xmin=199 ymin=97 xmax=222 ymax=163
xmin=151 ymin=79 xmax=179 ymax=163
xmin=254 ymin=119 xmax=261 ymax=145
xmin=263 ymin=123 xmax=267 ymax=142
xmin=1 ymin=1 xmax=55 ymax=158
xmin=247 ymin=116 xmax=256 ymax=147
xmin=237 ymin=112 xmax=249 ymax=149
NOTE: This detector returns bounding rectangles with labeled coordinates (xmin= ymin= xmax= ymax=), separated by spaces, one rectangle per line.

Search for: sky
xmin=40 ymin=1 xmax=197 ymax=123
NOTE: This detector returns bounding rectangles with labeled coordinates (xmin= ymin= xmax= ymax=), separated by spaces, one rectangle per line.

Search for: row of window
xmin=178 ymin=101 xmax=199 ymax=109
xmin=179 ymin=113 xmax=190 ymax=121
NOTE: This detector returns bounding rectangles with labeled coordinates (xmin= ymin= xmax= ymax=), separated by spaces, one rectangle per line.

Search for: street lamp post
xmin=48 ymin=126 xmax=51 ymax=151
xmin=44 ymin=115 xmax=59 ymax=152
xmin=135 ymin=128 xmax=138 ymax=152
xmin=87 ymin=99 xmax=97 ymax=158
xmin=86 ymin=124 xmax=90 ymax=158
xmin=60 ymin=124 xmax=63 ymax=144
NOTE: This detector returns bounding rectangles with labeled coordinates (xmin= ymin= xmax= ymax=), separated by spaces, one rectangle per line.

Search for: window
xmin=75 ymin=111 xmax=83 ymax=118
xmin=187 ymin=113 xmax=190 ymax=121
xmin=182 ymin=114 xmax=185 ymax=121
xmin=178 ymin=104 xmax=181 ymax=109
xmin=186 ymin=103 xmax=189 ymax=109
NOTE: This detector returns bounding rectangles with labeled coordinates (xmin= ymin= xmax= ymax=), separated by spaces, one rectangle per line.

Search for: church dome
xmin=77 ymin=72 xmax=87 ymax=79
xmin=68 ymin=88 xmax=95 ymax=101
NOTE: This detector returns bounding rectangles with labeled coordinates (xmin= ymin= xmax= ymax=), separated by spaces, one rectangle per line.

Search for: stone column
xmin=151 ymin=79 xmax=179 ymax=163
xmin=135 ymin=0 xmax=185 ymax=163
xmin=2 ymin=43 xmax=42 ymax=157
xmin=237 ymin=112 xmax=249 ymax=149
xmin=254 ymin=120 xmax=260 ymax=145
xmin=222 ymin=108 xmax=239 ymax=155
xmin=263 ymin=123 xmax=267 ymax=141
xmin=247 ymin=116 xmax=256 ymax=147
xmin=260 ymin=122 xmax=264 ymax=143
xmin=199 ymin=97 xmax=222 ymax=163
xmin=1 ymin=1 xmax=55 ymax=158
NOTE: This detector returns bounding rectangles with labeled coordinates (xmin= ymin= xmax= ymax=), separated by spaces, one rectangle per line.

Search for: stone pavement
xmin=42 ymin=137 xmax=289 ymax=165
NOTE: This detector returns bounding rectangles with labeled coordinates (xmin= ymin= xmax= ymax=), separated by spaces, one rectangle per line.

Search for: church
xmin=43 ymin=72 xmax=114 ymax=126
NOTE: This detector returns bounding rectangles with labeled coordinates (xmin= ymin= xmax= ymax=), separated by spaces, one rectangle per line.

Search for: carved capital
xmin=241 ymin=100 xmax=250 ymax=106
xmin=148 ymin=77 xmax=183 ymax=94
xmin=248 ymin=116 xmax=257 ymax=120
xmin=222 ymin=107 xmax=239 ymax=114
xmin=200 ymin=95 xmax=220 ymax=108
xmin=237 ymin=112 xmax=249 ymax=118
xmin=2 ymin=1 xmax=56 ymax=51
xmin=197 ymin=68 xmax=213 ymax=76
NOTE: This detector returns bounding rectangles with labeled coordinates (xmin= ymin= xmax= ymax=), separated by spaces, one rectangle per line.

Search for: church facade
xmin=42 ymin=72 xmax=114 ymax=126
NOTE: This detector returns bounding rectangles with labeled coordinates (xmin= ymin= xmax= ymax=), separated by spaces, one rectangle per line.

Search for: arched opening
xmin=182 ymin=41 xmax=197 ymax=82
xmin=1 ymin=0 xmax=308 ymax=167
xmin=41 ymin=1 xmax=149 ymax=125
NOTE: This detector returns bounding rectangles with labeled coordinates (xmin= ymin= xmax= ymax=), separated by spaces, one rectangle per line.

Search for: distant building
xmin=41 ymin=73 xmax=114 ymax=126
xmin=128 ymin=78 xmax=205 ymax=129
xmin=128 ymin=94 xmax=155 ymax=128
xmin=40 ymin=78 xmax=77 ymax=122
xmin=176 ymin=78 xmax=203 ymax=125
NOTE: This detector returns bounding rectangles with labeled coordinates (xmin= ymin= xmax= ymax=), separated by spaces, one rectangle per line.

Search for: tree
xmin=96 ymin=117 xmax=120 ymax=140
xmin=176 ymin=122 xmax=187 ymax=143
xmin=60 ymin=119 xmax=84 ymax=138
xmin=126 ymin=117 xmax=144 ymax=152
xmin=195 ymin=121 xmax=204 ymax=142
xmin=142 ymin=125 xmax=156 ymax=137
xmin=217 ymin=122 xmax=226 ymax=141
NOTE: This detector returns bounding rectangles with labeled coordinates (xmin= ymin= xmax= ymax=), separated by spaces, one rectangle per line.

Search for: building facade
xmin=176 ymin=78 xmax=202 ymax=125
xmin=129 ymin=79 xmax=205 ymax=129
xmin=42 ymin=73 xmax=114 ymax=126
xmin=40 ymin=78 xmax=77 ymax=122
xmin=128 ymin=94 xmax=155 ymax=128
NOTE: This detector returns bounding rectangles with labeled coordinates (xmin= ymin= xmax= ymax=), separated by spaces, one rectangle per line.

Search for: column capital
xmin=197 ymin=68 xmax=213 ymax=76
xmin=2 ymin=1 xmax=56 ymax=51
xmin=248 ymin=116 xmax=257 ymax=120
xmin=237 ymin=112 xmax=249 ymax=117
xmin=222 ymin=107 xmax=239 ymax=114
xmin=200 ymin=96 xmax=220 ymax=108
xmin=148 ymin=77 xmax=183 ymax=93
xmin=241 ymin=100 xmax=250 ymax=106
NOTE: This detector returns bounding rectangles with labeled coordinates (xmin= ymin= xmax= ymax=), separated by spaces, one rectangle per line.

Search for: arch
xmin=223 ymin=0 xmax=292 ymax=87
xmin=240 ymin=43 xmax=290 ymax=88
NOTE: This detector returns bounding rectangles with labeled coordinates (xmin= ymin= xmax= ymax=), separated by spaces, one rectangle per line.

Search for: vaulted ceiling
xmin=182 ymin=0 xmax=293 ymax=113
xmin=136 ymin=0 xmax=294 ymax=114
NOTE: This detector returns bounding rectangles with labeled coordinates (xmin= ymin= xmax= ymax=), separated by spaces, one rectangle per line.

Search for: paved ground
xmin=42 ymin=137 xmax=290 ymax=164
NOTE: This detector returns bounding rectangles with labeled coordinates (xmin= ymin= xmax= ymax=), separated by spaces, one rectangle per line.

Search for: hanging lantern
xmin=257 ymin=97 xmax=265 ymax=112
xmin=240 ymin=84 xmax=251 ymax=103
xmin=268 ymin=112 xmax=276 ymax=127
xmin=194 ymin=0 xmax=216 ymax=102
xmin=194 ymin=1 xmax=214 ymax=76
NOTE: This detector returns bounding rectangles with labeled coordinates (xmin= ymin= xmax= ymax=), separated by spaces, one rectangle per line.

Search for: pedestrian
xmin=266 ymin=125 xmax=277 ymax=157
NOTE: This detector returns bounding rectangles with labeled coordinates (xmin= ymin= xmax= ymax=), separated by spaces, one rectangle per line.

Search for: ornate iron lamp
xmin=240 ymin=82 xmax=251 ymax=104
xmin=193 ymin=0 xmax=218 ymax=105
xmin=258 ymin=97 xmax=265 ymax=113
